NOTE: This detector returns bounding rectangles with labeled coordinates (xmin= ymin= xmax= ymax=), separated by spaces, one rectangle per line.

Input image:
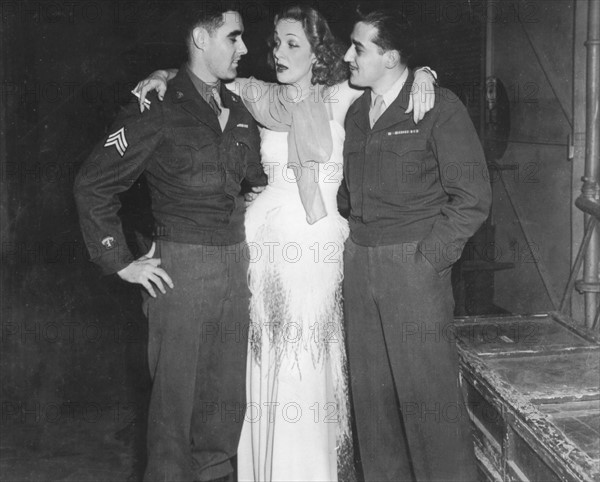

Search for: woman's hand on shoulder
xmin=133 ymin=69 xmax=176 ymax=113
xmin=406 ymin=67 xmax=437 ymax=124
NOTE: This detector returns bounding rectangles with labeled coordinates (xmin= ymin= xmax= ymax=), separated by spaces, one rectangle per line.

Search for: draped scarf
xmin=235 ymin=78 xmax=332 ymax=224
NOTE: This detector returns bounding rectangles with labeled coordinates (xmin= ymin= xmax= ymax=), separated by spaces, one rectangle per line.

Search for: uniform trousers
xmin=343 ymin=239 xmax=478 ymax=481
xmin=143 ymin=240 xmax=249 ymax=482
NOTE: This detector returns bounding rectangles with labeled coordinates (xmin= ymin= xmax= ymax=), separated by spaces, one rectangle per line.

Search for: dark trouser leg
xmin=344 ymin=240 xmax=413 ymax=482
xmin=189 ymin=243 xmax=249 ymax=481
xmin=344 ymin=240 xmax=477 ymax=482
xmin=143 ymin=241 xmax=249 ymax=482
xmin=374 ymin=243 xmax=476 ymax=482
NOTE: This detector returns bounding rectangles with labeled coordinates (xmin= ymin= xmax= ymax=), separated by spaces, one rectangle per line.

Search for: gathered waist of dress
xmin=254 ymin=185 xmax=343 ymax=217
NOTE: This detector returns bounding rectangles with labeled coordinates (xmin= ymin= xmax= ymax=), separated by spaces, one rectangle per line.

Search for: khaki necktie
xmin=208 ymin=87 xmax=221 ymax=116
xmin=211 ymin=87 xmax=229 ymax=131
xmin=370 ymin=94 xmax=385 ymax=128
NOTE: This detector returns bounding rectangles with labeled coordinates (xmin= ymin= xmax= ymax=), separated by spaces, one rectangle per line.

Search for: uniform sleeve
xmin=74 ymin=97 xmax=164 ymax=275
xmin=337 ymin=179 xmax=351 ymax=219
xmin=418 ymin=95 xmax=492 ymax=273
xmin=242 ymin=118 xmax=267 ymax=188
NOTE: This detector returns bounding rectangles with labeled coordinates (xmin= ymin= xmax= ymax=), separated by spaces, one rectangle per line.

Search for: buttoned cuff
xmin=92 ymin=242 xmax=135 ymax=276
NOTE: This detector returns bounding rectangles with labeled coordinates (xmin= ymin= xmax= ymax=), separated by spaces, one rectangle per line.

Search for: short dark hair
xmin=357 ymin=7 xmax=415 ymax=65
xmin=183 ymin=1 xmax=241 ymax=47
xmin=267 ymin=5 xmax=348 ymax=86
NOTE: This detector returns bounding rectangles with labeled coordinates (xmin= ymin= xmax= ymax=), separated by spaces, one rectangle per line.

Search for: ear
xmin=384 ymin=49 xmax=400 ymax=69
xmin=191 ymin=26 xmax=208 ymax=51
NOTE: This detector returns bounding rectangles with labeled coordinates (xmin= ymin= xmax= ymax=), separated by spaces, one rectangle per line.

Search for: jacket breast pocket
xmin=225 ymin=130 xmax=252 ymax=185
xmin=379 ymin=136 xmax=431 ymax=193
xmin=343 ymin=141 xmax=364 ymax=194
xmin=170 ymin=127 xmax=222 ymax=188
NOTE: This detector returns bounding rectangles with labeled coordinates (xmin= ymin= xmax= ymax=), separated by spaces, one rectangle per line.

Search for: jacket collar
xmin=219 ymin=82 xmax=245 ymax=134
xmin=169 ymin=66 xmax=245 ymax=134
xmin=348 ymin=71 xmax=416 ymax=134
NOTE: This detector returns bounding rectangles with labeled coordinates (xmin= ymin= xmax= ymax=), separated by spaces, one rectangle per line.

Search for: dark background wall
xmin=489 ymin=0 xmax=574 ymax=314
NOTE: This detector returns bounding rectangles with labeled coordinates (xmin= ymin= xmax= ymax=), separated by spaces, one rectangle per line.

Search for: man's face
xmin=344 ymin=21 xmax=387 ymax=90
xmin=203 ymin=11 xmax=248 ymax=82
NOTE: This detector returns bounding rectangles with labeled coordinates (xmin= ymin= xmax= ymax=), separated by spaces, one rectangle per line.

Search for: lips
xmin=275 ymin=62 xmax=288 ymax=72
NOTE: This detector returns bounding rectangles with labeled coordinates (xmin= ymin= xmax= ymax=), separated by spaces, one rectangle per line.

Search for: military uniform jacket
xmin=74 ymin=68 xmax=266 ymax=275
xmin=342 ymin=72 xmax=492 ymax=272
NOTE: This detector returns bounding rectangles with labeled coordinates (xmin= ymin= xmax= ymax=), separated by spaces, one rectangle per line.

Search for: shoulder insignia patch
xmin=101 ymin=236 xmax=115 ymax=249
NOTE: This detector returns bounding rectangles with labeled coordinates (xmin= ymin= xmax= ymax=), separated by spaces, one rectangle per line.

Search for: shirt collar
xmin=185 ymin=64 xmax=221 ymax=105
xmin=371 ymin=68 xmax=409 ymax=109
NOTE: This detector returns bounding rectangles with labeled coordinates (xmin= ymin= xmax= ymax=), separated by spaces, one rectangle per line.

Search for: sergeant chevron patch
xmin=104 ymin=127 xmax=128 ymax=157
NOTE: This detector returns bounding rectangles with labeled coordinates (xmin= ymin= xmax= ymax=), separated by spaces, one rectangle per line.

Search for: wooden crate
xmin=454 ymin=313 xmax=600 ymax=482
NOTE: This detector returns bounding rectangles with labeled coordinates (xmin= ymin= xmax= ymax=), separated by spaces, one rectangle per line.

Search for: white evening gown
xmin=237 ymin=121 xmax=355 ymax=482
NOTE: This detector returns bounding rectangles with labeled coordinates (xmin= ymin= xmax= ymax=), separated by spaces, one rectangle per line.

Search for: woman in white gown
xmin=236 ymin=8 xmax=355 ymax=481
xmin=240 ymin=110 xmax=352 ymax=482
xmin=135 ymin=6 xmax=435 ymax=481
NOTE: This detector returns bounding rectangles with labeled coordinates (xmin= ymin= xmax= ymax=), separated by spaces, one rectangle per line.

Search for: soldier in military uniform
xmin=74 ymin=5 xmax=266 ymax=482
xmin=340 ymin=10 xmax=491 ymax=482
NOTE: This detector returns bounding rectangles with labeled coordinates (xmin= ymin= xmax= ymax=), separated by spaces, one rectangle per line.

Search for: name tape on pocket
xmin=387 ymin=129 xmax=419 ymax=136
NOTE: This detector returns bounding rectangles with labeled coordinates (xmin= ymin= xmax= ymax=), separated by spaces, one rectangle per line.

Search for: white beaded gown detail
xmin=237 ymin=121 xmax=354 ymax=482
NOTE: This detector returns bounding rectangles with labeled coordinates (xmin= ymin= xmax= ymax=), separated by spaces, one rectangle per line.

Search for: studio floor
xmin=1 ymin=263 xmax=150 ymax=482
xmin=1 ymin=416 xmax=142 ymax=482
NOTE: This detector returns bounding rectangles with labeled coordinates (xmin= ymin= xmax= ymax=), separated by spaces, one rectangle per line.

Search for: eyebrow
xmin=351 ymin=39 xmax=365 ymax=49
xmin=273 ymin=31 xmax=298 ymax=39
xmin=227 ymin=29 xmax=243 ymax=38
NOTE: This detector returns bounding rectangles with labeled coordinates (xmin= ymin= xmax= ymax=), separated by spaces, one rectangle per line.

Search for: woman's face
xmin=272 ymin=19 xmax=315 ymax=90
